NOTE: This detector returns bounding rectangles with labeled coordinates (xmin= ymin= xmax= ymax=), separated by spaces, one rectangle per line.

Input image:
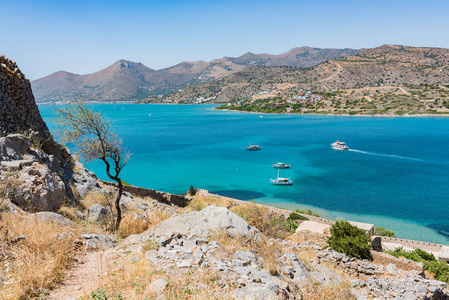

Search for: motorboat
xmin=331 ymin=140 xmax=349 ymax=150
xmin=272 ymin=162 xmax=290 ymax=169
xmin=246 ymin=142 xmax=261 ymax=151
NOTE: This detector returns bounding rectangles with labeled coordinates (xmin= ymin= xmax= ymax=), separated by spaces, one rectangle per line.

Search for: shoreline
xmin=215 ymin=108 xmax=449 ymax=118
xmin=198 ymin=190 xmax=449 ymax=249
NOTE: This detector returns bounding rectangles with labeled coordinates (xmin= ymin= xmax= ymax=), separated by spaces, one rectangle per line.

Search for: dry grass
xmin=80 ymin=253 xmax=224 ymax=299
xmin=0 ymin=213 xmax=79 ymax=299
xmin=57 ymin=206 xmax=81 ymax=222
xmin=80 ymin=191 xmax=112 ymax=210
xmin=118 ymin=209 xmax=172 ymax=239
xmin=186 ymin=195 xmax=233 ymax=212
xmin=231 ymin=202 xmax=295 ymax=239
xmin=118 ymin=213 xmax=149 ymax=238
xmin=296 ymin=280 xmax=356 ymax=300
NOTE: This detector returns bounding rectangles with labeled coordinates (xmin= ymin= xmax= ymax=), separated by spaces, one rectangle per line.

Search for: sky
xmin=1 ymin=0 xmax=449 ymax=80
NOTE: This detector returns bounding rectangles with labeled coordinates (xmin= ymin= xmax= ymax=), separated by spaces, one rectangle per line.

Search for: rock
xmin=82 ymin=234 xmax=116 ymax=250
xmin=386 ymin=263 xmax=398 ymax=276
xmin=124 ymin=206 xmax=259 ymax=248
xmin=87 ymin=204 xmax=109 ymax=222
xmin=5 ymin=134 xmax=30 ymax=154
xmin=232 ymin=283 xmax=279 ymax=300
xmin=145 ymin=250 xmax=158 ymax=260
xmin=0 ymin=137 xmax=22 ymax=161
xmin=234 ymin=250 xmax=257 ymax=265
xmin=71 ymin=160 xmax=100 ymax=198
xmin=32 ymin=212 xmax=74 ymax=226
xmin=147 ymin=278 xmax=168 ymax=294
xmin=10 ymin=164 xmax=66 ymax=211
xmin=0 ymin=159 xmax=34 ymax=170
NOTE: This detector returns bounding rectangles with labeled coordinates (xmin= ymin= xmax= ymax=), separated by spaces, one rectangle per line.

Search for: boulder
xmin=123 ymin=206 xmax=259 ymax=247
xmin=87 ymin=203 xmax=109 ymax=222
xmin=0 ymin=137 xmax=22 ymax=161
xmin=232 ymin=283 xmax=280 ymax=300
xmin=71 ymin=160 xmax=100 ymax=198
xmin=9 ymin=164 xmax=66 ymax=211
xmin=32 ymin=212 xmax=74 ymax=226
xmin=82 ymin=234 xmax=116 ymax=250
xmin=6 ymin=134 xmax=31 ymax=154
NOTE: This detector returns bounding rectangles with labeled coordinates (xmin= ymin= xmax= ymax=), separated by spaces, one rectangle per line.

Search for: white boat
xmin=270 ymin=170 xmax=293 ymax=185
xmin=246 ymin=142 xmax=261 ymax=151
xmin=331 ymin=140 xmax=349 ymax=151
xmin=272 ymin=162 xmax=290 ymax=169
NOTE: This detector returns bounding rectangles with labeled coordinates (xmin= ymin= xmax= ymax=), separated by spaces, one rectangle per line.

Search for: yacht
xmin=270 ymin=170 xmax=293 ymax=185
xmin=272 ymin=162 xmax=290 ymax=169
xmin=331 ymin=140 xmax=349 ymax=151
xmin=246 ymin=142 xmax=261 ymax=151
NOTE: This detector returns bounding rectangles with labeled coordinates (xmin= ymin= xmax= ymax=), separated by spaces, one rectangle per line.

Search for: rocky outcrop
xmin=123 ymin=206 xmax=259 ymax=250
xmin=8 ymin=163 xmax=66 ymax=211
xmin=0 ymin=56 xmax=50 ymax=139
xmin=0 ymin=133 xmax=101 ymax=211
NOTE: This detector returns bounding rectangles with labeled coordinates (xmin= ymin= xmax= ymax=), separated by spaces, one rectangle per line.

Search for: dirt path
xmin=47 ymin=250 xmax=114 ymax=300
xmin=319 ymin=62 xmax=343 ymax=82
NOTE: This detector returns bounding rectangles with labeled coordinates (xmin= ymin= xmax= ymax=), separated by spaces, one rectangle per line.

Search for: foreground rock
xmin=8 ymin=163 xmax=66 ymax=211
xmin=124 ymin=206 xmax=260 ymax=249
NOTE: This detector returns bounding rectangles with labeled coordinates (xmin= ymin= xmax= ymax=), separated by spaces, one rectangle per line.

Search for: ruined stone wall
xmin=101 ymin=180 xmax=189 ymax=207
xmin=0 ymin=56 xmax=50 ymax=139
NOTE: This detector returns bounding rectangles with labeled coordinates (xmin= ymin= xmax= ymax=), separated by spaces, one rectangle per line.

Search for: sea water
xmin=39 ymin=104 xmax=449 ymax=244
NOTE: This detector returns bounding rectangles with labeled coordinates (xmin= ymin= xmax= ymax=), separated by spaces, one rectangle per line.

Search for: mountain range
xmin=165 ymin=44 xmax=449 ymax=104
xmin=31 ymin=47 xmax=360 ymax=102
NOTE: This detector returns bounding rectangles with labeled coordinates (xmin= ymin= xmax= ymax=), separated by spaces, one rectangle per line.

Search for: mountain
xmin=31 ymin=47 xmax=359 ymax=102
xmin=165 ymin=45 xmax=449 ymax=104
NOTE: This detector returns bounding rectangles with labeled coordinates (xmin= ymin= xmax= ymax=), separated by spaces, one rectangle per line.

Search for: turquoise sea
xmin=39 ymin=104 xmax=449 ymax=245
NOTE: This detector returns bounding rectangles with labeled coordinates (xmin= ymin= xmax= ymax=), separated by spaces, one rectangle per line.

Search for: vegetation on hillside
xmin=165 ymin=45 xmax=449 ymax=116
xmin=327 ymin=220 xmax=373 ymax=260
xmin=374 ymin=226 xmax=396 ymax=237
xmin=386 ymin=248 xmax=449 ymax=283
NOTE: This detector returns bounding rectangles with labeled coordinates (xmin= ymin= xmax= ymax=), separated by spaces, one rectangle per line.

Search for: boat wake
xmin=348 ymin=149 xmax=423 ymax=162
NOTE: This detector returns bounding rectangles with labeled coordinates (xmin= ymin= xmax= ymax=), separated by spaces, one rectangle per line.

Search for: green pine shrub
xmin=327 ymin=220 xmax=373 ymax=260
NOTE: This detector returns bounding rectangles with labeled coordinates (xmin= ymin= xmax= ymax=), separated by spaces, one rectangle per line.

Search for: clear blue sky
xmin=1 ymin=0 xmax=448 ymax=80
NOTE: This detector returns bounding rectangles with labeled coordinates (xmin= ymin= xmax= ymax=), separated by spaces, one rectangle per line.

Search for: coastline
xmin=215 ymin=107 xmax=449 ymax=118
xmin=199 ymin=190 xmax=449 ymax=248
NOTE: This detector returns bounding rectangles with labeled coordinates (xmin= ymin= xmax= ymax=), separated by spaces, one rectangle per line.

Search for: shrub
xmin=374 ymin=226 xmax=396 ymax=237
xmin=189 ymin=185 xmax=196 ymax=196
xmin=294 ymin=208 xmax=320 ymax=217
xmin=386 ymin=247 xmax=449 ymax=283
xmin=288 ymin=212 xmax=309 ymax=221
xmin=327 ymin=220 xmax=373 ymax=260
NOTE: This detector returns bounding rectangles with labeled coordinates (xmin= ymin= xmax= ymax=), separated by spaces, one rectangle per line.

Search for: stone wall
xmin=380 ymin=236 xmax=444 ymax=253
xmin=0 ymin=56 xmax=50 ymax=139
xmin=101 ymin=181 xmax=189 ymax=207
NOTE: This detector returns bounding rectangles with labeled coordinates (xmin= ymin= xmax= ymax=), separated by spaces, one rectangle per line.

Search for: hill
xmin=164 ymin=45 xmax=449 ymax=115
xmin=31 ymin=47 xmax=359 ymax=103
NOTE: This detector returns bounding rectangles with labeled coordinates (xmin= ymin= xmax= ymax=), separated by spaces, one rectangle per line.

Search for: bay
xmin=39 ymin=104 xmax=449 ymax=244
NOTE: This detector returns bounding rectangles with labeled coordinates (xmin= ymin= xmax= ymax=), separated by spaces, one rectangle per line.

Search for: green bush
xmin=288 ymin=212 xmax=309 ymax=221
xmin=386 ymin=247 xmax=449 ymax=283
xmin=294 ymin=208 xmax=320 ymax=217
xmin=327 ymin=220 xmax=373 ymax=260
xmin=271 ymin=217 xmax=299 ymax=234
xmin=374 ymin=226 xmax=396 ymax=237
xmin=189 ymin=185 xmax=196 ymax=196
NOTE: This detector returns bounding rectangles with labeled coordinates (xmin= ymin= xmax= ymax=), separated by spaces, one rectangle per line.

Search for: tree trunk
xmin=115 ymin=180 xmax=123 ymax=230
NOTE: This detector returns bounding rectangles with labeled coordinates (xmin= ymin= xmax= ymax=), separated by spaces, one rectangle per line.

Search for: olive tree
xmin=55 ymin=101 xmax=129 ymax=229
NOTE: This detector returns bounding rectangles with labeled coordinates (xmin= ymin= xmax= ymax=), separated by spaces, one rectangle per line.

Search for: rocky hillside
xmin=0 ymin=55 xmax=50 ymax=139
xmin=166 ymin=44 xmax=449 ymax=104
xmin=31 ymin=47 xmax=359 ymax=103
